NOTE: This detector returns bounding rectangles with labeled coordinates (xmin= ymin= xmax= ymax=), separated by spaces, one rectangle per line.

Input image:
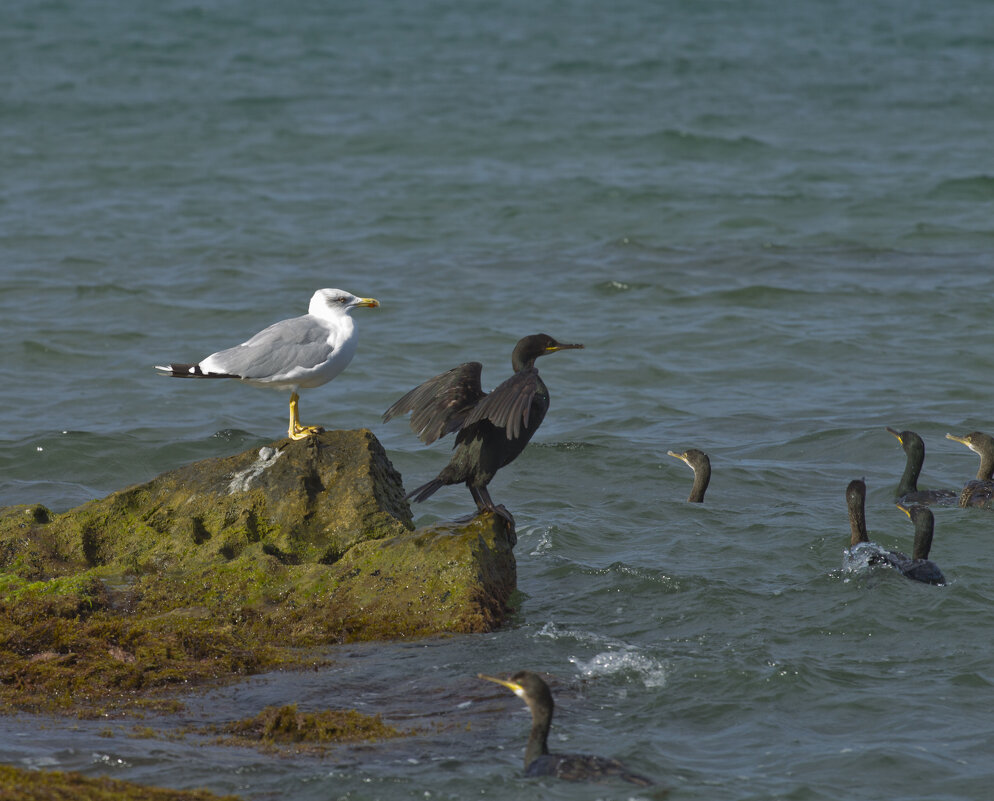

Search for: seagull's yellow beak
xmin=354 ymin=297 xmax=380 ymax=308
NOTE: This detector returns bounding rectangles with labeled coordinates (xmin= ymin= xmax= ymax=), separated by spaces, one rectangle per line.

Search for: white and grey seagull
xmin=156 ymin=288 xmax=379 ymax=440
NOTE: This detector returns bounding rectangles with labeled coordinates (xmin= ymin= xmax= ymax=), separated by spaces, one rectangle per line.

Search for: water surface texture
xmin=2 ymin=1 xmax=994 ymax=799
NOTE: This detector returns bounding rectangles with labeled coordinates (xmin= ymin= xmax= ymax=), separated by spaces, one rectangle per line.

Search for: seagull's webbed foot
xmin=289 ymin=423 xmax=325 ymax=441
xmin=288 ymin=391 xmax=325 ymax=441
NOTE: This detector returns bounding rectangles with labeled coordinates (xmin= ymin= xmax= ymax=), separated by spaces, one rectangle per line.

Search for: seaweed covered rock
xmin=0 ymin=429 xmax=517 ymax=712
xmin=0 ymin=764 xmax=242 ymax=801
xmin=50 ymin=428 xmax=411 ymax=570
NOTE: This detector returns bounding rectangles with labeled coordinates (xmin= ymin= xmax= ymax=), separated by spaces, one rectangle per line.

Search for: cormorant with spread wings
xmin=383 ymin=334 xmax=583 ymax=517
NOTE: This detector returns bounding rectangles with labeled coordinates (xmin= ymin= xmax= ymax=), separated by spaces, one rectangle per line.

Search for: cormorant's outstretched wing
xmin=463 ymin=367 xmax=540 ymax=440
xmin=383 ymin=362 xmax=486 ymax=444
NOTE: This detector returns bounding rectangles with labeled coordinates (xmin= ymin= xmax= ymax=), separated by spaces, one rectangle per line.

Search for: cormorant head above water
xmin=945 ymin=431 xmax=994 ymax=508
xmin=478 ymin=670 xmax=654 ymax=786
xmin=945 ymin=431 xmax=994 ymax=480
xmin=667 ymin=448 xmax=711 ymax=502
xmin=383 ymin=334 xmax=583 ymax=519
xmin=885 ymin=427 xmax=957 ymax=506
xmin=895 ymin=503 xmax=946 ymax=585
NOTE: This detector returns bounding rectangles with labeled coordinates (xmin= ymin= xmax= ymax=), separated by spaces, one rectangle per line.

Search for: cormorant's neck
xmin=848 ymin=496 xmax=868 ymax=546
xmin=524 ymin=706 xmax=551 ymax=769
xmin=896 ymin=446 xmax=923 ymax=496
xmin=977 ymin=450 xmax=994 ymax=481
xmin=688 ymin=463 xmax=711 ymax=503
xmin=512 ymin=354 xmax=536 ymax=373
xmin=911 ymin=513 xmax=934 ymax=561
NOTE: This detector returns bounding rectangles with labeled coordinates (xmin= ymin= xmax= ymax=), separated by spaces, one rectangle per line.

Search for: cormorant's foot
xmin=472 ymin=504 xmax=515 ymax=526
xmin=493 ymin=504 xmax=515 ymax=526
xmin=288 ymin=424 xmax=325 ymax=441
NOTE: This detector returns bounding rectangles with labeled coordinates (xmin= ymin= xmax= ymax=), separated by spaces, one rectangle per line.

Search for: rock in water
xmin=0 ymin=430 xmax=517 ymax=712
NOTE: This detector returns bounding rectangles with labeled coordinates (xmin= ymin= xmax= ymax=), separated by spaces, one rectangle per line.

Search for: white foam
xmin=537 ymin=621 xmax=668 ymax=688
xmin=517 ymin=523 xmax=554 ymax=555
xmin=570 ymin=649 xmax=669 ymax=689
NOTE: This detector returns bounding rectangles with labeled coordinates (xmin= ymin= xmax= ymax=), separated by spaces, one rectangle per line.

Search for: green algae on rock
xmin=0 ymin=429 xmax=517 ymax=713
xmin=214 ymin=703 xmax=408 ymax=753
xmin=46 ymin=428 xmax=413 ymax=571
xmin=0 ymin=763 xmax=242 ymax=801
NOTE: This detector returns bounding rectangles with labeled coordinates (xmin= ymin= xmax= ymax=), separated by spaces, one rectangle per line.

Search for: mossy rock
xmin=0 ymin=429 xmax=517 ymax=713
xmin=0 ymin=764 xmax=241 ymax=801
xmin=214 ymin=703 xmax=409 ymax=752
xmin=31 ymin=428 xmax=413 ymax=572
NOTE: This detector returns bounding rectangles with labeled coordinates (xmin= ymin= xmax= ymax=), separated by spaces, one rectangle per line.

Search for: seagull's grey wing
xmin=205 ymin=316 xmax=331 ymax=379
xmin=463 ymin=367 xmax=540 ymax=440
xmin=383 ymin=362 xmax=485 ymax=445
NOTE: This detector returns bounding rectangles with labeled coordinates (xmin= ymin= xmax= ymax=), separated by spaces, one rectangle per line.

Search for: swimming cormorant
xmin=156 ymin=289 xmax=379 ymax=440
xmin=844 ymin=479 xmax=945 ymax=585
xmin=478 ymin=670 xmax=654 ymax=786
xmin=884 ymin=427 xmax=957 ymax=506
xmin=667 ymin=448 xmax=710 ymax=502
xmin=892 ymin=503 xmax=946 ymax=585
xmin=383 ymin=334 xmax=583 ymax=517
xmin=945 ymin=431 xmax=994 ymax=508
xmin=846 ymin=478 xmax=871 ymax=550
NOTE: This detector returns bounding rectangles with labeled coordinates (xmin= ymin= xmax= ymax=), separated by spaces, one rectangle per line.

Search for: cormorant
xmin=884 ymin=427 xmax=957 ymax=506
xmin=844 ymin=479 xmax=946 ymax=585
xmin=667 ymin=448 xmax=710 ymax=502
xmin=846 ymin=478 xmax=871 ymax=550
xmin=892 ymin=503 xmax=946 ymax=585
xmin=478 ymin=670 xmax=654 ymax=786
xmin=383 ymin=334 xmax=582 ymax=517
xmin=945 ymin=431 xmax=994 ymax=508
xmin=156 ymin=289 xmax=378 ymax=440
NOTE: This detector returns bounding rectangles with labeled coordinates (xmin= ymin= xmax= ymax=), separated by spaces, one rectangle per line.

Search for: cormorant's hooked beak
xmin=546 ymin=342 xmax=583 ymax=353
xmin=479 ymin=673 xmax=526 ymax=698
xmin=886 ymin=427 xmax=903 ymax=444
xmin=667 ymin=450 xmax=691 ymax=466
xmin=352 ymin=297 xmax=380 ymax=309
xmin=896 ymin=503 xmax=912 ymax=518
xmin=945 ymin=432 xmax=974 ymax=451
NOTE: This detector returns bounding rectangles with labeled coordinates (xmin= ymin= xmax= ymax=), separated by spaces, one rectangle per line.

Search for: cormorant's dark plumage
xmin=478 ymin=670 xmax=654 ymax=786
xmin=885 ymin=427 xmax=957 ymax=506
xmin=891 ymin=504 xmax=946 ymax=585
xmin=846 ymin=478 xmax=870 ymax=549
xmin=845 ymin=479 xmax=946 ymax=585
xmin=668 ymin=448 xmax=710 ymax=502
xmin=945 ymin=431 xmax=994 ymax=508
xmin=383 ymin=334 xmax=582 ymax=517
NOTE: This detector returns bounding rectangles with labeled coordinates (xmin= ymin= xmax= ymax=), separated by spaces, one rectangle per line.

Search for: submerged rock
xmin=0 ymin=429 xmax=517 ymax=712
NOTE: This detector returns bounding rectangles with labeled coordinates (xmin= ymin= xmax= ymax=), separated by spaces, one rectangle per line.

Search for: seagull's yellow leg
xmin=288 ymin=392 xmax=324 ymax=440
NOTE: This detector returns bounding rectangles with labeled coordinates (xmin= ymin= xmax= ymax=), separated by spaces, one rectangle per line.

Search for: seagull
xmin=156 ymin=288 xmax=378 ymax=440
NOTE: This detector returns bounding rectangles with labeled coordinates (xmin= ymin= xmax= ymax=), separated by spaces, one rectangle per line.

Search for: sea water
xmin=2 ymin=1 xmax=994 ymax=798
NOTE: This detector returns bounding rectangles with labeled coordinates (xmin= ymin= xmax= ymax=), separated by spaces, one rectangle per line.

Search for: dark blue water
xmin=2 ymin=1 xmax=994 ymax=798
